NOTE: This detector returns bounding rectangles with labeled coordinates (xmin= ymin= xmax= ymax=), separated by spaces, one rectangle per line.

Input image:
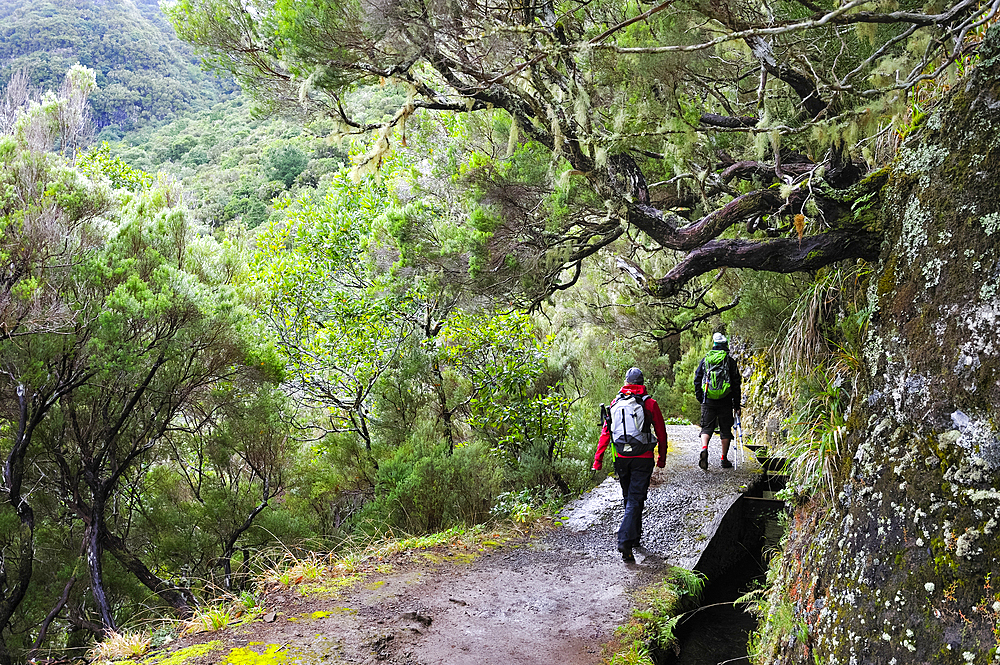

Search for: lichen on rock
xmin=752 ymin=24 xmax=1000 ymax=665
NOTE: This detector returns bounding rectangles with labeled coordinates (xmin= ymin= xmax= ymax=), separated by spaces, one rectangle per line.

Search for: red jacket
xmin=593 ymin=384 xmax=668 ymax=470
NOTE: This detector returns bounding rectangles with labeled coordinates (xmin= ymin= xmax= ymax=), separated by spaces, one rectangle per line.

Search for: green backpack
xmin=702 ymin=349 xmax=732 ymax=400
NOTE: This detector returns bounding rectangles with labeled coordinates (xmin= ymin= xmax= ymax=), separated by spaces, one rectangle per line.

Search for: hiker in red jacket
xmin=592 ymin=367 xmax=668 ymax=563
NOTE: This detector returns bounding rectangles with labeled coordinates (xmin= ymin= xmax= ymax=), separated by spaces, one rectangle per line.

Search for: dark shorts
xmin=700 ymin=403 xmax=735 ymax=439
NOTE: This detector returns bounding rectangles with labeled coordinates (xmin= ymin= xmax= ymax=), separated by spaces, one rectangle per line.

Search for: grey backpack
xmin=609 ymin=393 xmax=656 ymax=456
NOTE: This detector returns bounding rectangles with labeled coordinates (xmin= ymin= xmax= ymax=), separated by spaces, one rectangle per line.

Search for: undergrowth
xmin=764 ymin=266 xmax=870 ymax=504
xmin=601 ymin=568 xmax=706 ymax=665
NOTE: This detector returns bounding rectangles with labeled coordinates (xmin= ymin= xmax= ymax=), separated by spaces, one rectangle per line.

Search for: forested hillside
xmin=0 ymin=0 xmax=229 ymax=132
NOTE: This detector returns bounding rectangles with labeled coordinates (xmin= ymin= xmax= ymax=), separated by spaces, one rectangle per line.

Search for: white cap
xmin=713 ymin=332 xmax=728 ymax=344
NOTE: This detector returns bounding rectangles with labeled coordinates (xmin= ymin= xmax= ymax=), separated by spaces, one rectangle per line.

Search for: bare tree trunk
xmin=85 ymin=500 xmax=116 ymax=632
xmin=432 ymin=358 xmax=455 ymax=454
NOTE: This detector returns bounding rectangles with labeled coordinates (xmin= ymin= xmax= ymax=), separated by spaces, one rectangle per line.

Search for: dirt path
xmin=172 ymin=426 xmax=757 ymax=665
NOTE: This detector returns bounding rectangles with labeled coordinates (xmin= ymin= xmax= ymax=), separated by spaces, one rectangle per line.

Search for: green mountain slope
xmin=0 ymin=0 xmax=229 ymax=130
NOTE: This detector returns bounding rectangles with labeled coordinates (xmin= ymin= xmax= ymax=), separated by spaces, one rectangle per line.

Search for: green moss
xmin=222 ymin=644 xmax=289 ymax=664
xmin=295 ymin=574 xmax=361 ymax=598
xmin=330 ymin=606 xmax=358 ymax=615
xmin=140 ymin=641 xmax=224 ymax=665
xmin=415 ymin=550 xmax=477 ymax=564
xmin=876 ymin=256 xmax=897 ymax=298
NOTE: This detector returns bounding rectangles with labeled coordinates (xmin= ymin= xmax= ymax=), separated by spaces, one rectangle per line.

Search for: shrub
xmin=359 ymin=442 xmax=501 ymax=533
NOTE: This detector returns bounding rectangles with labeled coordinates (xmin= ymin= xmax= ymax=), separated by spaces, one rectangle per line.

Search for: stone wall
xmin=761 ymin=28 xmax=1000 ymax=664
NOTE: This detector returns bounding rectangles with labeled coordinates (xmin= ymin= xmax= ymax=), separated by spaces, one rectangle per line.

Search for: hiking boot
xmin=721 ymin=456 xmax=733 ymax=469
xmin=620 ymin=547 xmax=635 ymax=563
xmin=698 ymin=449 xmax=708 ymax=470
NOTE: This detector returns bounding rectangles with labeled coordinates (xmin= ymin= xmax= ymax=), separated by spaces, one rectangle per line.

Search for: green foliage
xmin=78 ymin=142 xmax=154 ymax=191
xmin=603 ymin=568 xmax=706 ymax=665
xmin=753 ymin=265 xmax=873 ymax=503
xmin=720 ymin=271 xmax=814 ymax=351
xmin=263 ymin=142 xmax=309 ymax=189
xmin=0 ymin=129 xmax=291 ymax=653
xmin=250 ymin=170 xmax=400 ymax=475
xmin=489 ymin=489 xmax=555 ymax=523
xmin=775 ymin=364 xmax=851 ymax=503
xmin=223 ymin=178 xmax=270 ymax=228
xmin=360 ymin=442 xmax=501 ymax=534
xmin=743 ymin=532 xmax=813 ymax=665
xmin=655 ymin=334 xmax=704 ymax=422
xmin=107 ymin=99 xmax=345 ymax=228
xmin=441 ymin=311 xmax=566 ymax=462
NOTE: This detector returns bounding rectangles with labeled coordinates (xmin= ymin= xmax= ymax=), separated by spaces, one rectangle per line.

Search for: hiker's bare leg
xmin=700 ymin=432 xmax=710 ymax=450
xmin=721 ymin=438 xmax=732 ymax=460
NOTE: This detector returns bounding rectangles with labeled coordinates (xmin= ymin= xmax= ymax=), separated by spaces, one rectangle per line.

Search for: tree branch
xmin=27 ymin=577 xmax=76 ymax=659
xmin=627 ymin=188 xmax=785 ymax=251
xmin=649 ymin=231 xmax=881 ymax=297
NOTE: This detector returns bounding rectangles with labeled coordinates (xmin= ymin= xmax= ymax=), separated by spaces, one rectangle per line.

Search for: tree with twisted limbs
xmin=170 ymin=0 xmax=997 ymax=308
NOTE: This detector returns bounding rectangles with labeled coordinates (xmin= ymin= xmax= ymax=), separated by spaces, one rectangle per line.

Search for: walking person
xmin=592 ymin=367 xmax=668 ymax=563
xmin=693 ymin=333 xmax=742 ymax=470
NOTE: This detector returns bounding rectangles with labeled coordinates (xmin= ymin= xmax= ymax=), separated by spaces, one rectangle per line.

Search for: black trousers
xmin=700 ymin=402 xmax=735 ymax=440
xmin=613 ymin=456 xmax=654 ymax=551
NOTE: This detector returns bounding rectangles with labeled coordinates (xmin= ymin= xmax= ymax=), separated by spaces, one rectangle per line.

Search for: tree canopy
xmin=169 ymin=0 xmax=997 ymax=309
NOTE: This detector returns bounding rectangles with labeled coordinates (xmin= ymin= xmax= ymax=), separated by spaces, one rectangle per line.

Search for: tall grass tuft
xmin=767 ymin=265 xmax=871 ymax=502
xmin=88 ymin=630 xmax=152 ymax=663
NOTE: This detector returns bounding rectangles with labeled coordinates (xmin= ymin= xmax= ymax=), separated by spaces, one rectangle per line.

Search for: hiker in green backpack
xmin=693 ymin=333 xmax=742 ymax=470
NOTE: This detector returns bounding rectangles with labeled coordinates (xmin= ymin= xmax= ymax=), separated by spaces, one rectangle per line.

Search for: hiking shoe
xmin=721 ymin=457 xmax=733 ymax=469
xmin=698 ymin=450 xmax=708 ymax=470
xmin=620 ymin=547 xmax=635 ymax=563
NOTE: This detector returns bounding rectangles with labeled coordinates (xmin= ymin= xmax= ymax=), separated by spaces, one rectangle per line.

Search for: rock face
xmin=762 ymin=28 xmax=1000 ymax=664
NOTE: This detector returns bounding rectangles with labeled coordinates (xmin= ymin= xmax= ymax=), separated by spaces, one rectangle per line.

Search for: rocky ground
xmin=162 ymin=425 xmax=758 ymax=665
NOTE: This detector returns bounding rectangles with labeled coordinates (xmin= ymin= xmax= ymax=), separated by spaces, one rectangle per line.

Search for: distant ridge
xmin=0 ymin=0 xmax=231 ymax=131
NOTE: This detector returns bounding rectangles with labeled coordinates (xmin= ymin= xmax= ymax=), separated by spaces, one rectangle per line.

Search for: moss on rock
xmin=752 ymin=24 xmax=1000 ymax=665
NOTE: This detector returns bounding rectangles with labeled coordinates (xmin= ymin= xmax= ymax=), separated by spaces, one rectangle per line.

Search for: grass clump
xmin=601 ymin=568 xmax=706 ymax=665
xmin=181 ymin=591 xmax=265 ymax=635
xmin=88 ymin=630 xmax=153 ymax=663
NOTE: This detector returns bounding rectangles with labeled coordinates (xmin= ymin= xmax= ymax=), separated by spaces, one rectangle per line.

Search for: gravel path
xmin=356 ymin=425 xmax=759 ymax=665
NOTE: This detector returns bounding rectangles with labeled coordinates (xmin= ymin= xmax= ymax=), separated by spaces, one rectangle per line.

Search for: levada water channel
xmin=658 ymin=464 xmax=787 ymax=665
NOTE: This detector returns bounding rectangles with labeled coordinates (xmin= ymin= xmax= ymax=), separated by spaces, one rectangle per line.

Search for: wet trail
xmin=343 ymin=425 xmax=758 ymax=665
xmin=175 ymin=425 xmax=759 ymax=665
